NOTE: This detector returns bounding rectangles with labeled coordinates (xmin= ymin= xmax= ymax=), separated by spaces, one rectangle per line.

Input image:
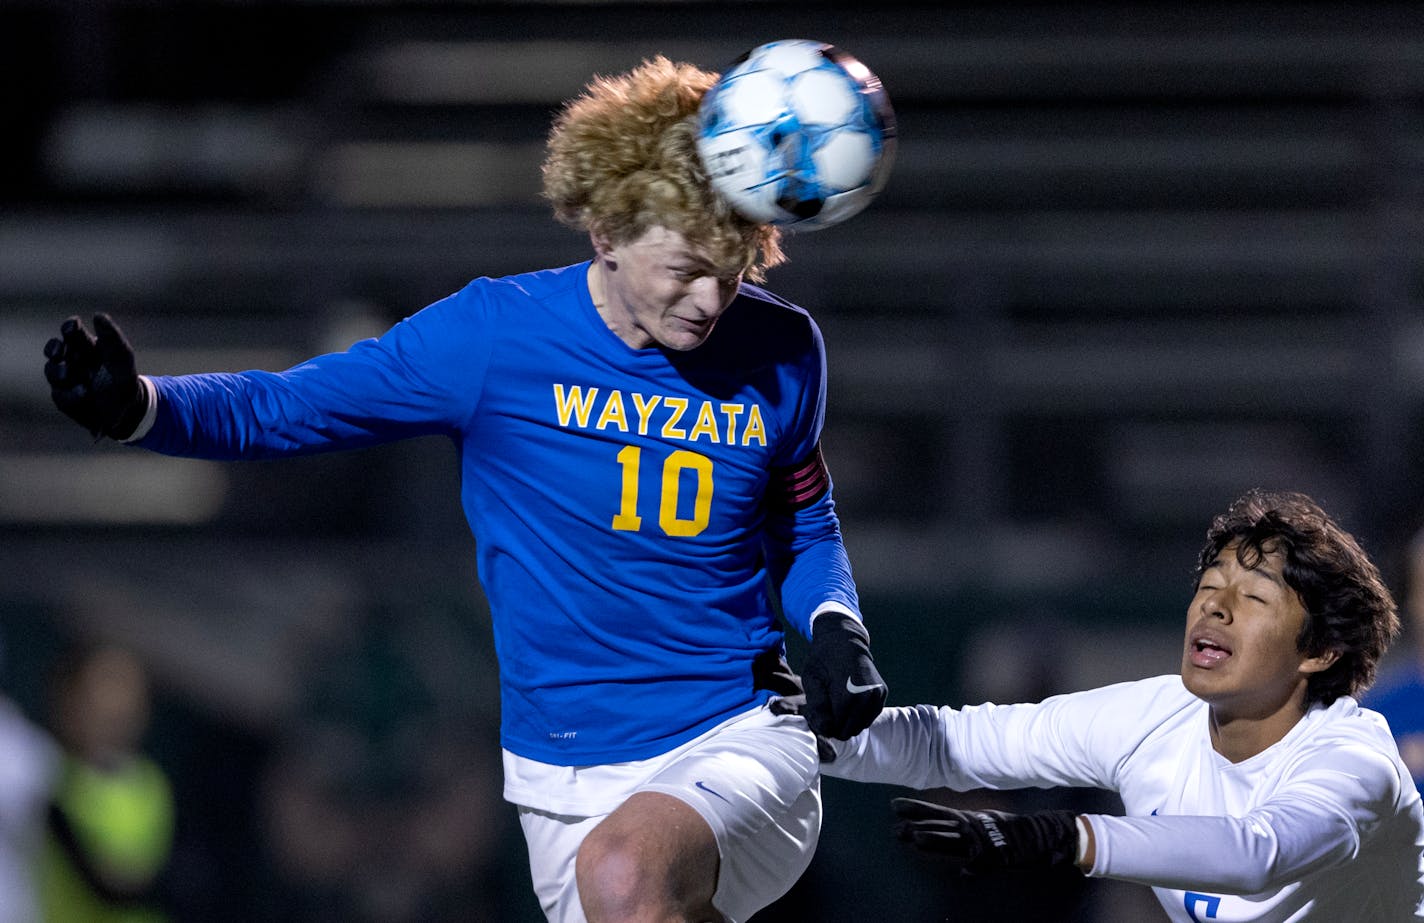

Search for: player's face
xmin=591 ymin=226 xmax=743 ymax=351
xmin=1181 ymin=542 xmax=1332 ymax=726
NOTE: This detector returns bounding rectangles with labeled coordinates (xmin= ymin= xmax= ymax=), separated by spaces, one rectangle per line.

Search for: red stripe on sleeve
xmin=769 ymin=444 xmax=829 ymax=512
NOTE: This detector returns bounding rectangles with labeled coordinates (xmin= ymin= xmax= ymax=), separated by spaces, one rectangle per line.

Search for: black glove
xmin=752 ymin=646 xmax=803 ymax=700
xmin=754 ymin=649 xmax=838 ymax=761
xmin=766 ymin=694 xmax=838 ymax=762
xmin=892 ymin=798 xmax=1080 ymax=874
xmin=801 ymin=611 xmax=886 ymax=740
xmin=43 ymin=314 xmax=148 ymax=440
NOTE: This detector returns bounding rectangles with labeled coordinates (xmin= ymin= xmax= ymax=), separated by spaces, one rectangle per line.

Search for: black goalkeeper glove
xmin=892 ymin=798 xmax=1080 ymax=874
xmin=43 ymin=314 xmax=148 ymax=440
xmin=801 ymin=611 xmax=886 ymax=740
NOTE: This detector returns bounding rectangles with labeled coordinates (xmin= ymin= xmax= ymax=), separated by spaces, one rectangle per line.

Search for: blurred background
xmin=3 ymin=1 xmax=1423 ymax=920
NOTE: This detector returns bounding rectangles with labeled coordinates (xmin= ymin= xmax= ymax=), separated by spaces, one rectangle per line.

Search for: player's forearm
xmin=827 ymin=695 xmax=1122 ymax=792
xmin=823 ymin=705 xmax=959 ymax=789
xmin=138 ymin=371 xmax=356 ymax=458
xmin=1086 ymin=807 xmax=1357 ymax=893
xmin=140 ymin=352 xmax=458 ymax=458
xmin=765 ymin=496 xmax=859 ymax=639
xmin=780 ymin=543 xmax=858 ymax=639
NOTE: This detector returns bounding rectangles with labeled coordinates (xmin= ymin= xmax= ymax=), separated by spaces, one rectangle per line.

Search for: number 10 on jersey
xmin=612 ymin=446 xmax=714 ymax=537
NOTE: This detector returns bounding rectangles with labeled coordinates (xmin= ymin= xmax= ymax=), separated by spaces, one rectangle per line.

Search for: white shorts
xmin=511 ymin=703 xmax=821 ymax=923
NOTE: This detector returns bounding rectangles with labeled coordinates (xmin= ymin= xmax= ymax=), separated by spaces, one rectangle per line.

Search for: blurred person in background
xmin=0 ymin=632 xmax=58 ymax=923
xmin=824 ymin=489 xmax=1424 ymax=921
xmin=41 ymin=54 xmax=886 ymax=923
xmin=40 ymin=645 xmax=174 ymax=923
xmin=258 ymin=604 xmax=508 ymax=922
xmin=1364 ymin=524 xmax=1424 ymax=790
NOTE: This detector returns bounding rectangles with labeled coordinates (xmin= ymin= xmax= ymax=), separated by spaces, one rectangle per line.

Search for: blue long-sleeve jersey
xmin=138 ymin=261 xmax=860 ymax=764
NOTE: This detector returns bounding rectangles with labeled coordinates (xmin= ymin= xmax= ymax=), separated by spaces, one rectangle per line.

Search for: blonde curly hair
xmin=542 ymin=56 xmax=785 ymax=282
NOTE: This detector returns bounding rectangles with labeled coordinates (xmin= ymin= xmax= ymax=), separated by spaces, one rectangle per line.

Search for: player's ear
xmin=1300 ymin=647 xmax=1341 ymax=675
xmin=589 ymin=230 xmax=615 ymax=264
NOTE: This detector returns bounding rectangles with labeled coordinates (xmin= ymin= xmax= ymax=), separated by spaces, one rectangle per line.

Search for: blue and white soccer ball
xmin=696 ymin=39 xmax=896 ymax=231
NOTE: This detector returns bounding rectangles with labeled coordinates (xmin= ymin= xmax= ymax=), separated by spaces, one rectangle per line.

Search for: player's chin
xmin=658 ymin=323 xmax=716 ymax=351
xmin=1180 ymin=664 xmax=1229 ymax=700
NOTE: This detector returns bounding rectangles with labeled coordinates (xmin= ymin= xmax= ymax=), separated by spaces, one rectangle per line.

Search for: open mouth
xmin=1189 ymin=636 xmax=1232 ymax=667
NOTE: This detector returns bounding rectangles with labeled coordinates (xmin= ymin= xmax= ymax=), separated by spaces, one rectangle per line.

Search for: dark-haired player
xmin=826 ymin=489 xmax=1423 ymax=921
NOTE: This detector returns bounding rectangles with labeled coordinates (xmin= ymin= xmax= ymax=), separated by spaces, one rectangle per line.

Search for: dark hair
xmin=1196 ymin=488 xmax=1399 ymax=706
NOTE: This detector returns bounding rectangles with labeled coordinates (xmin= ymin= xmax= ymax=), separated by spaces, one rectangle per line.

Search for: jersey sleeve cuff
xmin=810 ymin=601 xmax=864 ymax=636
xmin=121 ymin=376 xmax=159 ymax=443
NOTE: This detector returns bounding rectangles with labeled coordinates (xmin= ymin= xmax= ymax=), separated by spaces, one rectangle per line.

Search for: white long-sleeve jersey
xmin=824 ymin=674 xmax=1424 ymax=921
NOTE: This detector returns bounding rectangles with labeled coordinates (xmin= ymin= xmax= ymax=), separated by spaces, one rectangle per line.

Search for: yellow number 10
xmin=612 ymin=446 xmax=714 ymax=537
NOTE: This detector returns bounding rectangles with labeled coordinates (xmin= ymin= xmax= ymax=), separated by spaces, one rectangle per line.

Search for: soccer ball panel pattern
xmin=696 ymin=39 xmax=896 ymax=231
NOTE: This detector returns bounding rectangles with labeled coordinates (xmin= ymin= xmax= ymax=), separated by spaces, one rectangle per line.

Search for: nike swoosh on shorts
xmin=695 ymin=780 xmax=731 ymax=804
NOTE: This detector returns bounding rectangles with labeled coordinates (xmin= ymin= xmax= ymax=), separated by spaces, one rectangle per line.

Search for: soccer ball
xmin=696 ymin=39 xmax=896 ymax=231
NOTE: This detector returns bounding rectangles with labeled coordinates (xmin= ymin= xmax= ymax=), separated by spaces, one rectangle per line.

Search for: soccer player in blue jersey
xmin=825 ymin=489 xmax=1424 ymax=921
xmin=42 ymin=56 xmax=887 ymax=923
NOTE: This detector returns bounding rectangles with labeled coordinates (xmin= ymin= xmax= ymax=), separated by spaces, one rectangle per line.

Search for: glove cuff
xmin=1025 ymin=810 xmax=1081 ymax=868
xmin=106 ymin=376 xmax=151 ymax=441
xmin=114 ymin=377 xmax=158 ymax=442
xmin=812 ymin=610 xmax=868 ymax=644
